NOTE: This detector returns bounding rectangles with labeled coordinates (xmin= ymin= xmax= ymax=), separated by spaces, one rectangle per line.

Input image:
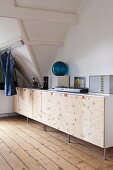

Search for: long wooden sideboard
xmin=13 ymin=88 xmax=113 ymax=159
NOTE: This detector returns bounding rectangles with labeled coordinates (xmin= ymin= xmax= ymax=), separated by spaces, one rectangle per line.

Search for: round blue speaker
xmin=52 ymin=61 xmax=68 ymax=76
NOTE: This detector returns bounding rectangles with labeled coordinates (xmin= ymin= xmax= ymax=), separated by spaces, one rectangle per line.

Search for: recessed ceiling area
xmin=22 ymin=20 xmax=70 ymax=42
xmin=32 ymin=45 xmax=60 ymax=76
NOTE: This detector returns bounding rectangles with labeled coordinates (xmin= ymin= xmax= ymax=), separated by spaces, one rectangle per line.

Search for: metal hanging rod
xmin=0 ymin=40 xmax=24 ymax=51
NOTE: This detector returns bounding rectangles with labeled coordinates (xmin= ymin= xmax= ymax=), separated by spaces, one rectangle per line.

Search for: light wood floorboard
xmin=0 ymin=117 xmax=113 ymax=170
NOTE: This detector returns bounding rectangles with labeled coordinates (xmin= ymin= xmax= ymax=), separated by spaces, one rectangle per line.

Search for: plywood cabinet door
xmin=82 ymin=96 xmax=104 ymax=147
xmin=59 ymin=94 xmax=83 ymax=137
xmin=41 ymin=91 xmax=83 ymax=135
xmin=18 ymin=88 xmax=27 ymax=116
xmin=49 ymin=92 xmax=64 ymax=130
xmin=32 ymin=90 xmax=42 ymax=122
xmin=13 ymin=88 xmax=19 ymax=113
xmin=53 ymin=93 xmax=71 ymax=133
xmin=42 ymin=91 xmax=56 ymax=127
xmin=26 ymin=89 xmax=33 ymax=118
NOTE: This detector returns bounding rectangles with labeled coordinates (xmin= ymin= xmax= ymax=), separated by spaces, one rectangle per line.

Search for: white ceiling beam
xmin=0 ymin=1 xmax=78 ymax=24
xmin=16 ymin=20 xmax=43 ymax=84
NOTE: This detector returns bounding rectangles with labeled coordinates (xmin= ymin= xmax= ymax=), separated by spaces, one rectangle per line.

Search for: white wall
xmin=0 ymin=18 xmax=21 ymax=115
xmin=52 ymin=0 xmax=113 ymax=87
xmin=0 ymin=17 xmax=21 ymax=46
xmin=0 ymin=91 xmax=13 ymax=114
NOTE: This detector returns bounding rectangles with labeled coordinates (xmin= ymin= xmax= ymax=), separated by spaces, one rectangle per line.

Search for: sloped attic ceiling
xmin=0 ymin=0 xmax=82 ymax=84
xmin=0 ymin=17 xmax=39 ymax=85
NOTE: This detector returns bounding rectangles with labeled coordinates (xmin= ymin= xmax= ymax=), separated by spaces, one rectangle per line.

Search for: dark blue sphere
xmin=52 ymin=61 xmax=68 ymax=76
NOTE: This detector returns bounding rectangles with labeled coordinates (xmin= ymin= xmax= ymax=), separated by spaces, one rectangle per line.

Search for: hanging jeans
xmin=0 ymin=62 xmax=4 ymax=89
xmin=0 ymin=50 xmax=17 ymax=96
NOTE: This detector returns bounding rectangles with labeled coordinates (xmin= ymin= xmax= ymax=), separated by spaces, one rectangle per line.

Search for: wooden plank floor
xmin=0 ymin=117 xmax=113 ymax=170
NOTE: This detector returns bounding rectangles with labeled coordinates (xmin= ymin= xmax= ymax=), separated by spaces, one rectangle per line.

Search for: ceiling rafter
xmin=14 ymin=0 xmax=81 ymax=15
